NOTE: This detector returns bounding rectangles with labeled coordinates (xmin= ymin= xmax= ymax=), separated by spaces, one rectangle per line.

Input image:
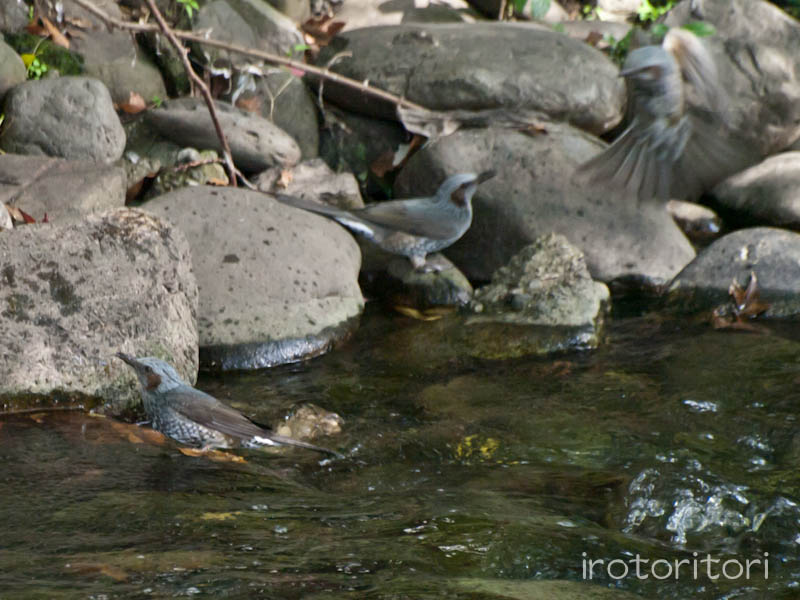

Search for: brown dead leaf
xmin=40 ymin=15 xmax=70 ymax=49
xmin=117 ymin=91 xmax=147 ymax=115
xmin=234 ymin=94 xmax=262 ymax=114
xmin=276 ymin=169 xmax=293 ymax=189
xmin=393 ymin=305 xmax=453 ymax=321
xmin=584 ymin=30 xmax=604 ymax=48
xmin=302 ymin=15 xmax=346 ymax=47
xmin=109 ymin=420 xmax=168 ymax=445
xmin=7 ymin=205 xmax=37 ymax=224
xmin=178 ymin=447 xmax=246 ymax=463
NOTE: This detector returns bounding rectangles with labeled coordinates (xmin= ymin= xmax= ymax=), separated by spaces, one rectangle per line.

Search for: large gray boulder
xmin=0 ymin=209 xmax=198 ymax=412
xmin=395 ymin=124 xmax=695 ymax=286
xmin=665 ymin=0 xmax=800 ymax=156
xmin=315 ymin=23 xmax=625 ymax=136
xmin=0 ymin=77 xmax=126 ymax=163
xmin=143 ymin=186 xmax=364 ymax=370
xmin=0 ymin=154 xmax=125 ymax=224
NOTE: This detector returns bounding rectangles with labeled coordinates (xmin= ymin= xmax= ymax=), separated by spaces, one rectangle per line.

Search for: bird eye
xmin=144 ymin=366 xmax=152 ymax=373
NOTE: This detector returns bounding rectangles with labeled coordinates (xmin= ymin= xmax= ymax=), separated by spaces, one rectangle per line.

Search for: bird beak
xmin=116 ymin=352 xmax=139 ymax=368
xmin=477 ymin=170 xmax=496 ymax=184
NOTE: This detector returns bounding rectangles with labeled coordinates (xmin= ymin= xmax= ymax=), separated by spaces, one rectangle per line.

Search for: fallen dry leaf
xmin=393 ymin=305 xmax=454 ymax=321
xmin=234 ymin=95 xmax=262 ymax=114
xmin=276 ymin=168 xmax=293 ymax=189
xmin=40 ymin=15 xmax=70 ymax=49
xmin=117 ymin=91 xmax=147 ymax=115
xmin=178 ymin=447 xmax=247 ymax=463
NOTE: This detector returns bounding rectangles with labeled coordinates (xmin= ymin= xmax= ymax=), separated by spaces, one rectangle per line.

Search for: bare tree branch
xmin=68 ymin=0 xmax=431 ymax=113
xmin=141 ymin=0 xmax=237 ymax=186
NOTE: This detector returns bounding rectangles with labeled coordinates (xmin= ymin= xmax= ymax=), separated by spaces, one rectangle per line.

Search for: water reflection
xmin=2 ymin=310 xmax=800 ymax=598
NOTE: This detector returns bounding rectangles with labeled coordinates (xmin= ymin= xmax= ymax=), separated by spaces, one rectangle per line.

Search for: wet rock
xmin=315 ymin=23 xmax=625 ymax=136
xmin=665 ymin=227 xmax=800 ymax=317
xmin=274 ymin=403 xmax=344 ymax=441
xmin=666 ymin=200 xmax=722 ymax=245
xmin=143 ymin=185 xmax=363 ymax=370
xmin=144 ymin=97 xmax=301 ymax=173
xmin=709 ymin=152 xmax=800 ymax=229
xmin=365 ymin=253 xmax=474 ymax=311
xmin=0 ymin=38 xmax=25 ymax=101
xmin=255 ymin=158 xmax=364 ymax=209
xmin=0 ymin=208 xmax=198 ymax=412
xmin=470 ymin=233 xmax=609 ymax=330
xmin=0 ymin=77 xmax=125 ymax=163
xmin=394 ymin=124 xmax=695 ymax=287
xmin=0 ymin=154 xmax=125 ymax=224
xmin=194 ymin=0 xmax=304 ymax=62
xmin=665 ymin=0 xmax=800 ymax=156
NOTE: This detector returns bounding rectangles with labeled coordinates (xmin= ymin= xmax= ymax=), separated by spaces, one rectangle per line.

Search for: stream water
xmin=2 ymin=305 xmax=799 ymax=599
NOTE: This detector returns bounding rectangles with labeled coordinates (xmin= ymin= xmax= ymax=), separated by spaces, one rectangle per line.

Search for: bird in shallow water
xmin=117 ymin=353 xmax=342 ymax=458
xmin=580 ymin=28 xmax=756 ymax=202
xmin=276 ymin=171 xmax=495 ymax=271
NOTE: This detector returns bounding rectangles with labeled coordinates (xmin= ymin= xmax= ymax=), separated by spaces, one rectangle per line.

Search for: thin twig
xmin=142 ymin=0 xmax=237 ymax=186
xmin=68 ymin=0 xmax=430 ymax=113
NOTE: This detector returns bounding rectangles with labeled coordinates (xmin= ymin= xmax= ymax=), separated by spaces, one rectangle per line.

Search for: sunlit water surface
xmin=2 ymin=307 xmax=800 ymax=599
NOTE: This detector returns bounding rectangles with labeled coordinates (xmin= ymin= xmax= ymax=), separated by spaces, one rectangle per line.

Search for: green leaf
xmin=511 ymin=0 xmax=528 ymax=15
xmin=682 ymin=21 xmax=716 ymax=37
xmin=529 ymin=0 xmax=550 ymax=18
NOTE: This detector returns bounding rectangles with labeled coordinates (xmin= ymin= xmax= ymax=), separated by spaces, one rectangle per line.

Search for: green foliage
xmin=682 ymin=21 xmax=716 ymax=37
xmin=637 ymin=0 xmax=675 ymax=22
xmin=511 ymin=0 xmax=550 ymax=18
xmin=4 ymin=32 xmax=84 ymax=76
xmin=604 ymin=28 xmax=634 ymax=66
xmin=582 ymin=4 xmax=598 ymax=20
xmin=176 ymin=0 xmax=199 ymax=19
xmin=26 ymin=56 xmax=47 ymax=79
xmin=151 ymin=94 xmax=164 ymax=108
xmin=287 ymin=43 xmax=311 ymax=58
xmin=770 ymin=0 xmax=800 ymax=18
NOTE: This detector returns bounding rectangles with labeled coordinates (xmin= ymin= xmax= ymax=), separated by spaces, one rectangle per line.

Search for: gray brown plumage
xmin=580 ymin=29 xmax=755 ymax=202
xmin=117 ymin=353 xmax=342 ymax=458
xmin=277 ymin=171 xmax=495 ymax=270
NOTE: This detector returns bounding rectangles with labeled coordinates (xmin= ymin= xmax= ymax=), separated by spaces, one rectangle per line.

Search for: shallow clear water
xmin=2 ymin=307 xmax=800 ymax=599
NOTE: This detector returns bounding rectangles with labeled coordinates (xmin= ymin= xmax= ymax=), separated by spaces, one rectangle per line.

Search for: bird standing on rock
xmin=580 ymin=28 xmax=755 ymax=202
xmin=277 ymin=171 xmax=495 ymax=271
xmin=117 ymin=353 xmax=342 ymax=458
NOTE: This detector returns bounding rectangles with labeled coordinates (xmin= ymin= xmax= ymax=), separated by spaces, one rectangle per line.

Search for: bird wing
xmin=166 ymin=387 xmax=268 ymax=440
xmin=670 ymin=108 xmax=758 ymax=200
xmin=580 ymin=117 xmax=678 ymax=201
xmin=356 ymin=198 xmax=467 ymax=240
xmin=164 ymin=387 xmax=342 ymax=457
